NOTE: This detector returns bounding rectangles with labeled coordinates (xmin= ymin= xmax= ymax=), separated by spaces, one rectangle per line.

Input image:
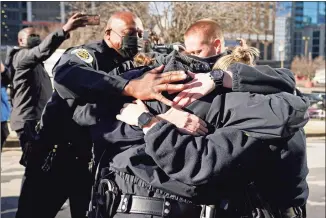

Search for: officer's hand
xmin=158 ymin=107 xmax=208 ymax=136
xmin=123 ymin=65 xmax=188 ymax=106
xmin=172 ymin=72 xmax=215 ymax=108
xmin=173 ymin=71 xmax=233 ymax=108
xmin=116 ymin=99 xmax=150 ymax=126
xmin=62 ymin=13 xmax=87 ymax=33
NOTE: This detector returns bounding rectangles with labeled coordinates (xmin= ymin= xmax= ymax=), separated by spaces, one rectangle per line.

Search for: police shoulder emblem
xmin=71 ymin=48 xmax=94 ymax=64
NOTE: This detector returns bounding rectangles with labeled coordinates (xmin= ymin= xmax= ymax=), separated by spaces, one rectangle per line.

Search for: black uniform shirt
xmin=53 ymin=40 xmax=143 ymax=162
xmin=53 ymin=40 xmax=135 ymax=104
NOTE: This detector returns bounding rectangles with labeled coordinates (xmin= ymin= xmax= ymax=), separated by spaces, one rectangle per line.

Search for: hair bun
xmin=213 ymin=43 xmax=260 ymax=70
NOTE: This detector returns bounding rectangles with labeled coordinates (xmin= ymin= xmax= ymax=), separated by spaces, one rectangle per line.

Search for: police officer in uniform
xmin=16 ymin=91 xmax=94 ymax=218
xmin=88 ymin=21 xmax=308 ymax=218
xmin=14 ymin=13 xmax=95 ymax=218
xmin=52 ymin=11 xmax=190 ymax=165
xmin=90 ymin=50 xmax=309 ymax=218
xmin=15 ymin=11 xmax=191 ymax=218
xmin=16 ymin=11 xmax=187 ymax=218
xmin=52 ymin=13 xmax=308 ymax=218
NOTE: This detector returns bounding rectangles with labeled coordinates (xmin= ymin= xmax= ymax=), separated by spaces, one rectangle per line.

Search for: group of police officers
xmin=4 ymin=11 xmax=309 ymax=218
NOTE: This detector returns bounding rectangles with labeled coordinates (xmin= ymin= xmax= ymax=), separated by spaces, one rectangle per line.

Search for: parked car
xmin=311 ymin=91 xmax=326 ymax=100
xmin=308 ymin=101 xmax=325 ymax=120
xmin=302 ymin=93 xmax=324 ymax=105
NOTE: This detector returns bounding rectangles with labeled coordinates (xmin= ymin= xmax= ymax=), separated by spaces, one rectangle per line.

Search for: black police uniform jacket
xmin=53 ymin=44 xmax=309 ymax=209
xmin=106 ymin=66 xmax=309 ymax=210
xmin=40 ymin=39 xmax=136 ymax=159
xmin=53 ymin=40 xmax=149 ymax=161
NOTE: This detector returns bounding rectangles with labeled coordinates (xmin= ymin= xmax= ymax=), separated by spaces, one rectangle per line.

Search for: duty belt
xmin=116 ymin=194 xmax=202 ymax=217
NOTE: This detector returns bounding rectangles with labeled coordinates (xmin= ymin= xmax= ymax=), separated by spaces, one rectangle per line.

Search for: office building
xmin=1 ymin=1 xmax=68 ymax=46
xmin=274 ymin=2 xmax=292 ymax=61
xmin=1 ymin=1 xmax=27 ymax=45
xmin=291 ymin=2 xmax=325 ymax=59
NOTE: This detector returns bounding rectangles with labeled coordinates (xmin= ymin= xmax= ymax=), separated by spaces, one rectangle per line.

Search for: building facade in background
xmin=274 ymin=2 xmax=292 ymax=61
xmin=291 ymin=1 xmax=325 ymax=59
xmin=1 ymin=1 xmax=27 ymax=46
xmin=225 ymin=2 xmax=276 ymax=61
xmin=1 ymin=1 xmax=67 ymax=46
xmin=26 ymin=2 xmax=63 ymax=23
xmin=2 ymin=1 xmax=325 ymax=61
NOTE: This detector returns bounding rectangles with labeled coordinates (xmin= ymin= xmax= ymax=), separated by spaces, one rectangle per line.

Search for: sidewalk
xmin=3 ymin=120 xmax=325 ymax=148
xmin=304 ymin=119 xmax=325 ymax=137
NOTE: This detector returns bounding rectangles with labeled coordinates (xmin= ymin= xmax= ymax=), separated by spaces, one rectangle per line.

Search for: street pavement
xmin=305 ymin=137 xmax=325 ymax=218
xmin=1 ymin=138 xmax=325 ymax=218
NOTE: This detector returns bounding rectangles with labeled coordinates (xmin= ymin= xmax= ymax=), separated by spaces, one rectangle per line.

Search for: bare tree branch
xmin=39 ymin=2 xmax=274 ymax=47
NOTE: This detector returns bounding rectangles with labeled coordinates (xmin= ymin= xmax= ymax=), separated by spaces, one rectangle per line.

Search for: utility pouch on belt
xmin=96 ymin=178 xmax=120 ymax=218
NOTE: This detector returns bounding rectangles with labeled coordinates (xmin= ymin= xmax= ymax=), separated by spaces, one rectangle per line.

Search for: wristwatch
xmin=209 ymin=69 xmax=225 ymax=88
xmin=138 ymin=112 xmax=155 ymax=128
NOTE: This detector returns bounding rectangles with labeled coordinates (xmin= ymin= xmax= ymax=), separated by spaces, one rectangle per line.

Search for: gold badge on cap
xmin=71 ymin=48 xmax=94 ymax=64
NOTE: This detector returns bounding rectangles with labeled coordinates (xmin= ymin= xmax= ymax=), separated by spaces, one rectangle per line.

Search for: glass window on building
xmin=312 ymin=31 xmax=320 ymax=52
xmin=318 ymin=2 xmax=325 ymax=24
xmin=312 ymin=46 xmax=319 ymax=59
xmin=319 ymin=2 xmax=325 ymax=14
xmin=295 ymin=23 xmax=302 ymax=28
xmin=312 ymin=41 xmax=320 ymax=48
xmin=296 ymin=2 xmax=304 ymax=7
xmin=296 ymin=6 xmax=304 ymax=11
xmin=313 ymin=31 xmax=320 ymax=39
xmin=2 ymin=2 xmax=19 ymax=8
xmin=296 ymin=32 xmax=302 ymax=40
xmin=4 ymin=11 xmax=19 ymax=21
xmin=22 ymin=12 xmax=27 ymax=21
xmin=303 ymin=2 xmax=318 ymax=25
xmin=295 ymin=16 xmax=303 ymax=21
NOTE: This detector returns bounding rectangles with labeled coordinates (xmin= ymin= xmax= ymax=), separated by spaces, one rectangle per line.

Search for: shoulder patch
xmin=71 ymin=49 xmax=94 ymax=64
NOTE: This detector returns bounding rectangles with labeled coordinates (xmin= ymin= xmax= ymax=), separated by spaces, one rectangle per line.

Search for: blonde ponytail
xmin=213 ymin=39 xmax=260 ymax=70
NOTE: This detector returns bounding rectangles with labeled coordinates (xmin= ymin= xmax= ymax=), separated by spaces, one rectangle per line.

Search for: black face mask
xmin=119 ymin=35 xmax=139 ymax=59
xmin=27 ymin=35 xmax=41 ymax=48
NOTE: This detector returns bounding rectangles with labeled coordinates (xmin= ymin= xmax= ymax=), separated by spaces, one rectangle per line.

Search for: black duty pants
xmin=15 ymin=145 xmax=93 ymax=218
